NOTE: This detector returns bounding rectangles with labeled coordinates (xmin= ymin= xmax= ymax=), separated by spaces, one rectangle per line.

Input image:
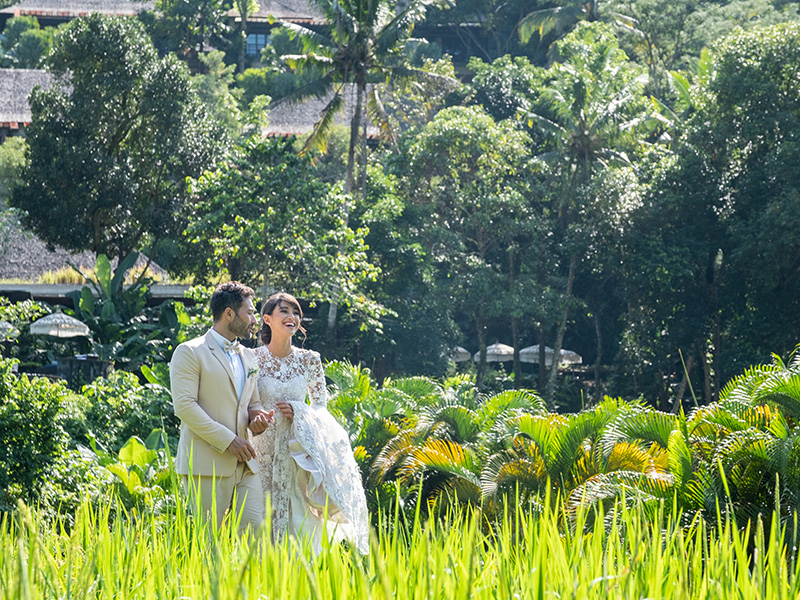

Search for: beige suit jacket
xmin=170 ymin=331 xmax=264 ymax=477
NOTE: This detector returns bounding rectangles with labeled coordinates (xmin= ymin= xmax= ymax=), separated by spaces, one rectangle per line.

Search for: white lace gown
xmin=251 ymin=346 xmax=369 ymax=555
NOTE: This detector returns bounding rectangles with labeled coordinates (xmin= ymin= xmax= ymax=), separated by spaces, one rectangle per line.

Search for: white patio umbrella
xmin=449 ymin=346 xmax=472 ymax=363
xmin=30 ymin=310 xmax=90 ymax=338
xmin=520 ymin=345 xmax=582 ymax=366
xmin=474 ymin=342 xmax=515 ymax=363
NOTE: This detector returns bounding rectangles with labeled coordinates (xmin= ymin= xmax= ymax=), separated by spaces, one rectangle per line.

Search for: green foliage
xmin=0 ymin=136 xmax=26 ymax=202
xmin=89 ymin=429 xmax=177 ymax=514
xmin=0 ymin=297 xmax=48 ymax=343
xmin=10 ymin=14 xmax=224 ymax=262
xmin=8 ymin=490 xmax=800 ymax=600
xmin=280 ymin=0 xmax=448 ymax=194
xmin=79 ymin=371 xmax=179 ymax=454
xmin=193 ymin=50 xmax=244 ymax=137
xmin=141 ymin=0 xmax=228 ymax=59
xmin=0 ymin=16 xmax=55 ymax=68
xmin=0 ymin=359 xmax=82 ymax=512
xmin=66 ymin=253 xmax=187 ymax=369
xmin=184 ymin=136 xmax=384 ymax=327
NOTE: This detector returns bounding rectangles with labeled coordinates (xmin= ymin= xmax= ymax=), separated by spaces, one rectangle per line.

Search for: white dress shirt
xmin=209 ymin=328 xmax=244 ymax=399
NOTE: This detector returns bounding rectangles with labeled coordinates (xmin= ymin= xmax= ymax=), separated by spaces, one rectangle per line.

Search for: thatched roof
xmin=266 ymin=84 xmax=379 ymax=138
xmin=0 ymin=69 xmax=51 ymax=126
xmin=0 ymin=225 xmax=97 ymax=282
xmin=0 ymin=0 xmax=154 ymax=18
xmin=228 ymin=0 xmax=324 ymax=25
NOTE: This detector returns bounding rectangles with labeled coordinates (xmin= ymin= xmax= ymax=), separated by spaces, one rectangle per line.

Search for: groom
xmin=170 ymin=281 xmax=273 ymax=531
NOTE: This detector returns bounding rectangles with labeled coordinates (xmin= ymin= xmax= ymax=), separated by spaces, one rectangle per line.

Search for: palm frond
xmin=279 ymin=21 xmax=334 ymax=50
xmin=421 ymin=404 xmax=480 ymax=445
xmin=401 ymin=439 xmax=481 ymax=486
xmin=602 ymin=408 xmax=680 ymax=458
xmin=518 ymin=5 xmax=583 ymax=43
xmin=269 ymin=70 xmax=337 ymax=106
xmin=384 ymin=375 xmax=443 ymax=403
xmin=375 ymin=0 xmax=425 ymax=55
xmin=567 ymin=470 xmax=671 ymax=513
xmin=301 ymin=88 xmax=344 ymax=155
xmin=480 ymin=449 xmax=547 ymax=501
xmin=426 ymin=477 xmax=483 ymax=508
xmin=476 ymin=389 xmax=547 ymax=426
xmin=326 ymin=358 xmax=372 ymax=400
xmin=667 ymin=429 xmax=693 ymax=491
xmin=369 ymin=427 xmax=427 ymax=486
xmin=366 ymin=87 xmax=398 ymax=149
xmin=756 ymin=374 xmax=800 ymax=419
xmin=364 ymin=387 xmax=413 ymax=419
xmin=687 ymin=401 xmax=749 ymax=439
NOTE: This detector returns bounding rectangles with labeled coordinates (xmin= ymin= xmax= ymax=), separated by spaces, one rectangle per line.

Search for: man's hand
xmin=227 ymin=435 xmax=257 ymax=462
xmin=275 ymin=401 xmax=294 ymax=422
xmin=249 ymin=409 xmax=275 ymax=435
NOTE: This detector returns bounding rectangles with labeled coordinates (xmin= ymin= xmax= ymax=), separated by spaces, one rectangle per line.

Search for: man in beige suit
xmin=170 ymin=281 xmax=273 ymax=532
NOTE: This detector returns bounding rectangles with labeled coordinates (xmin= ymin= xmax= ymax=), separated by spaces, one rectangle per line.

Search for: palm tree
xmin=369 ymin=387 xmax=546 ymax=514
xmin=697 ymin=351 xmax=800 ymax=528
xmin=276 ymin=0 xmax=455 ymax=343
xmin=277 ymin=0 xmax=449 ymax=196
xmin=518 ymin=0 xmax=600 ymax=45
xmin=520 ymin=22 xmax=652 ymax=404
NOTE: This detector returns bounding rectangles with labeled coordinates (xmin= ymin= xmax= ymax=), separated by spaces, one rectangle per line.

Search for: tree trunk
xmin=237 ymin=2 xmax=248 ymax=75
xmin=344 ymin=81 xmax=364 ymax=196
xmin=538 ymin=324 xmax=547 ymax=392
xmin=511 ymin=316 xmax=521 ymax=389
xmin=360 ymin=92 xmax=368 ymax=200
xmin=326 ymin=80 xmax=364 ymax=347
xmin=674 ymin=352 xmax=696 ymax=414
xmin=700 ymin=346 xmax=712 ymax=405
xmin=509 ymin=246 xmax=521 ymax=388
xmin=711 ymin=249 xmax=723 ymax=403
xmin=546 ymin=253 xmax=577 ymax=406
xmin=476 ymin=310 xmax=487 ymax=390
xmin=593 ymin=309 xmax=603 ymax=405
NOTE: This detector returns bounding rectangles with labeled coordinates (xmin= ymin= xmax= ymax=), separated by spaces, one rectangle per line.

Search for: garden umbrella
xmin=474 ymin=342 xmax=515 ymax=363
xmin=30 ymin=310 xmax=90 ymax=338
xmin=520 ymin=344 xmax=582 ymax=366
xmin=449 ymin=346 xmax=472 ymax=362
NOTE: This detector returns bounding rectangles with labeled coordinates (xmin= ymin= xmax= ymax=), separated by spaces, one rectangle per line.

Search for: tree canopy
xmin=10 ymin=14 xmax=225 ymax=263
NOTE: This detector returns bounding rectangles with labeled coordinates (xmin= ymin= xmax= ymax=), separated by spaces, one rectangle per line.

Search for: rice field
xmin=3 ymin=491 xmax=800 ymax=600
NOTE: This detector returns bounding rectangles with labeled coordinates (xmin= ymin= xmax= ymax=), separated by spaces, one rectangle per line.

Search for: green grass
xmin=2 ymin=493 xmax=800 ymax=599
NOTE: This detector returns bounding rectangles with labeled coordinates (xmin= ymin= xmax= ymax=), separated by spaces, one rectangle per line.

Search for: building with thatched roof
xmin=230 ymin=0 xmax=324 ymax=26
xmin=266 ymin=84 xmax=379 ymax=139
xmin=0 ymin=0 xmax=154 ymax=27
xmin=0 ymin=66 xmax=375 ymax=141
xmin=0 ymin=68 xmax=51 ymax=141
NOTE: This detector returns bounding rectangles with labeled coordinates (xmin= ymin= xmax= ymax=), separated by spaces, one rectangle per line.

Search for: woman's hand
xmin=275 ymin=401 xmax=294 ymax=422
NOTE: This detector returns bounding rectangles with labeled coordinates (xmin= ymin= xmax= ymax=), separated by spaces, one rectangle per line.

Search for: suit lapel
xmin=204 ymin=333 xmax=237 ymax=393
xmin=239 ymin=352 xmax=257 ymax=406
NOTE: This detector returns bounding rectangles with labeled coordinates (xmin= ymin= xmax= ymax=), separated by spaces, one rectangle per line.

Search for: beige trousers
xmin=184 ymin=462 xmax=264 ymax=533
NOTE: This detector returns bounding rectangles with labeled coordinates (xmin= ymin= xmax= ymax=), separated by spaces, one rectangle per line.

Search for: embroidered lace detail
xmin=252 ymin=346 xmax=369 ymax=553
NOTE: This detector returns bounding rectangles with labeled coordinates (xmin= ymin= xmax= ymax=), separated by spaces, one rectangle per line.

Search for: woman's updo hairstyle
xmin=259 ymin=292 xmax=306 ymax=345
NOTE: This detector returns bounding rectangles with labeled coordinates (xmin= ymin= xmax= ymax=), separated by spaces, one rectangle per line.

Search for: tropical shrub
xmin=79 ymin=370 xmax=179 ymax=453
xmin=0 ymin=358 xmax=83 ymax=512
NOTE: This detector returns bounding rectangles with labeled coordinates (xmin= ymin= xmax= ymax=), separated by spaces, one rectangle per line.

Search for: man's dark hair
xmin=209 ymin=281 xmax=255 ymax=321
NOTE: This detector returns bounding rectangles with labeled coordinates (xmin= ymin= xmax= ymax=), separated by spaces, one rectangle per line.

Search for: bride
xmin=249 ymin=292 xmax=369 ymax=554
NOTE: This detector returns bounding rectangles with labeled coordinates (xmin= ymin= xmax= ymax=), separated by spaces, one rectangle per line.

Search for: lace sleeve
xmin=306 ymin=351 xmax=328 ymax=407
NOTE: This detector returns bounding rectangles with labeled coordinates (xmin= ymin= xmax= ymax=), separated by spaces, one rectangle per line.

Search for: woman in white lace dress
xmin=249 ymin=292 xmax=369 ymax=555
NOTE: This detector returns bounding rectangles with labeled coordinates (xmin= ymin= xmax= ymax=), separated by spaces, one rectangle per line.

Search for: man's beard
xmin=229 ymin=315 xmax=251 ymax=339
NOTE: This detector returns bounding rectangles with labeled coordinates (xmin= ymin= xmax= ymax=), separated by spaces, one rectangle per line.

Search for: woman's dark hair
xmin=210 ymin=281 xmax=255 ymax=321
xmin=259 ymin=292 xmax=306 ymax=345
